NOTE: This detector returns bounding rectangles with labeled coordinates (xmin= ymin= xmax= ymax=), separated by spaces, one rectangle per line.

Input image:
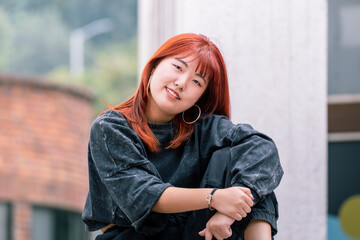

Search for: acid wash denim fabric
xmin=82 ymin=110 xmax=284 ymax=236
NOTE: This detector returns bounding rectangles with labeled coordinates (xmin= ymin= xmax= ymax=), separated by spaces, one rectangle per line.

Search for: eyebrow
xmin=175 ymin=58 xmax=207 ymax=84
xmin=195 ymin=73 xmax=207 ymax=84
xmin=175 ymin=58 xmax=188 ymax=68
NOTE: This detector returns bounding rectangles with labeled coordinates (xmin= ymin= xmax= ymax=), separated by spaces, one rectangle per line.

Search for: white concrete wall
xmin=138 ymin=1 xmax=328 ymax=239
xmin=138 ymin=0 xmax=177 ymax=76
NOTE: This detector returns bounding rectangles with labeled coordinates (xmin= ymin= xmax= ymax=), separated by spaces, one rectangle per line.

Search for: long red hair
xmin=103 ymin=33 xmax=230 ymax=152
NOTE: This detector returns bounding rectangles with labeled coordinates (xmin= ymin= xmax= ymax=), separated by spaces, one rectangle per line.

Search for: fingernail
xmin=250 ymin=194 xmax=254 ymax=200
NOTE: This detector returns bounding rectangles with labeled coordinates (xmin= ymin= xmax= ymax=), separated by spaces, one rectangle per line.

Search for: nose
xmin=173 ymin=75 xmax=187 ymax=91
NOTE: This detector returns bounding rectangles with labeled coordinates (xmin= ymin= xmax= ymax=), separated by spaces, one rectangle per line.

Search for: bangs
xmin=195 ymin=51 xmax=217 ymax=81
xmin=178 ymin=49 xmax=218 ymax=82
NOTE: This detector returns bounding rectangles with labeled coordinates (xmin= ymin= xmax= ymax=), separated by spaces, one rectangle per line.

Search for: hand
xmin=198 ymin=212 xmax=235 ymax=240
xmin=211 ymin=187 xmax=254 ymax=221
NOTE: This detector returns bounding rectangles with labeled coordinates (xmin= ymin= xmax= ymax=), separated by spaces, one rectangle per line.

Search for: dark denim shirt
xmin=82 ymin=110 xmax=283 ymax=235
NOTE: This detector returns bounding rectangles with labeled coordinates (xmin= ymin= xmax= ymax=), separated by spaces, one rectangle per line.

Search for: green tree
xmin=49 ymin=38 xmax=138 ymax=117
xmin=7 ymin=9 xmax=69 ymax=74
xmin=0 ymin=7 xmax=12 ymax=70
xmin=0 ymin=0 xmax=137 ymax=75
xmin=0 ymin=0 xmax=138 ymax=116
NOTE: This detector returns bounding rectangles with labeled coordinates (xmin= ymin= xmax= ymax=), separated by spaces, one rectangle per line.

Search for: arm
xmin=89 ymin=111 xmax=172 ymax=232
xmin=197 ymin=116 xmax=284 ymax=198
xmin=199 ymin=214 xmax=272 ymax=240
xmin=199 ymin=212 xmax=235 ymax=240
xmin=153 ymin=186 xmax=254 ymax=221
xmin=90 ymin=112 xmax=253 ymax=231
xmin=152 ymin=187 xmax=213 ymax=213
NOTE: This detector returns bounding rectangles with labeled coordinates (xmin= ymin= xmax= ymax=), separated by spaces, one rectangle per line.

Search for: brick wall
xmin=0 ymin=74 xmax=94 ymax=240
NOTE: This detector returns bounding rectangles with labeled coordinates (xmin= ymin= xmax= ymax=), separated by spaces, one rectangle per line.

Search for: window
xmin=328 ymin=0 xmax=360 ymax=238
xmin=32 ymin=206 xmax=90 ymax=240
xmin=328 ymin=0 xmax=360 ymax=95
xmin=328 ymin=141 xmax=360 ymax=240
xmin=0 ymin=202 xmax=12 ymax=240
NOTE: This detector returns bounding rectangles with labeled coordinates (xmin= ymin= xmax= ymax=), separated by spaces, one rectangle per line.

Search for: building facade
xmin=327 ymin=0 xmax=360 ymax=239
xmin=0 ymin=74 xmax=94 ymax=240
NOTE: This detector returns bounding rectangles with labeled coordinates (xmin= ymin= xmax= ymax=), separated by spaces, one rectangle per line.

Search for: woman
xmin=82 ymin=33 xmax=283 ymax=240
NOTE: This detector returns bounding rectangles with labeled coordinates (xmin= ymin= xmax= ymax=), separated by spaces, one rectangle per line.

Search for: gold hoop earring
xmin=182 ymin=104 xmax=201 ymax=124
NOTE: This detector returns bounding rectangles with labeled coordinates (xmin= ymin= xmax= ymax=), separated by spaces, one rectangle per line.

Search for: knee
xmin=244 ymin=220 xmax=272 ymax=240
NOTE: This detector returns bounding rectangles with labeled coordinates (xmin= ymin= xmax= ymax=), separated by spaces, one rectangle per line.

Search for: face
xmin=146 ymin=54 xmax=209 ymax=123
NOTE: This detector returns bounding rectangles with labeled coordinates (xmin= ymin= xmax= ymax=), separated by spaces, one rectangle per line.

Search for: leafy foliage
xmin=0 ymin=0 xmax=138 ymax=117
xmin=49 ymin=39 xmax=138 ymax=117
xmin=0 ymin=7 xmax=12 ymax=70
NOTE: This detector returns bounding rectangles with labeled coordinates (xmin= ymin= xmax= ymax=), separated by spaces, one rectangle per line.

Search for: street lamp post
xmin=70 ymin=18 xmax=113 ymax=75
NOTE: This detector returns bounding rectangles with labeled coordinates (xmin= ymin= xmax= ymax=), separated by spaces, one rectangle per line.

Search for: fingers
xmin=210 ymin=228 xmax=231 ymax=240
xmin=205 ymin=229 xmax=213 ymax=240
xmin=230 ymin=194 xmax=253 ymax=220
xmin=216 ymin=225 xmax=232 ymax=239
xmin=228 ymin=206 xmax=251 ymax=221
xmin=245 ymin=195 xmax=254 ymax=207
xmin=213 ymin=187 xmax=254 ymax=221
xmin=202 ymin=212 xmax=235 ymax=240
xmin=239 ymin=187 xmax=251 ymax=197
xmin=199 ymin=229 xmax=214 ymax=240
xmin=233 ymin=212 xmax=245 ymax=221
xmin=200 ymin=228 xmax=228 ymax=240
xmin=238 ymin=187 xmax=255 ymax=206
xmin=239 ymin=188 xmax=254 ymax=207
xmin=243 ymin=203 xmax=252 ymax=214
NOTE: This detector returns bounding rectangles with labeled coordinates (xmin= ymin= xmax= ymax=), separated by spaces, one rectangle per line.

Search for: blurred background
xmin=0 ymin=0 xmax=138 ymax=115
xmin=0 ymin=0 xmax=137 ymax=239
xmin=0 ymin=0 xmax=359 ymax=240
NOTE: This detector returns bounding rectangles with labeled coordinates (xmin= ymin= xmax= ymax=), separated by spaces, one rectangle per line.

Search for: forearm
xmin=152 ymin=186 xmax=254 ymax=220
xmin=152 ymin=187 xmax=212 ymax=213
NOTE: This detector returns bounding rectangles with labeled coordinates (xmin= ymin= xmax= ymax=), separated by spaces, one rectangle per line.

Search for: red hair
xmin=103 ymin=33 xmax=230 ymax=152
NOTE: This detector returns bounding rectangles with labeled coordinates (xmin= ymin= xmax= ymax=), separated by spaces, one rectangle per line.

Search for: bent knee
xmin=244 ymin=220 xmax=272 ymax=240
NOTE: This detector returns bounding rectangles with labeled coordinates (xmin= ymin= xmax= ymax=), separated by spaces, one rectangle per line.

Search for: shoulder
xmin=93 ymin=110 xmax=127 ymax=126
xmin=196 ymin=114 xmax=232 ymax=129
xmin=91 ymin=110 xmax=129 ymax=131
xmin=195 ymin=114 xmax=277 ymax=145
xmin=196 ymin=114 xmax=256 ymax=135
xmin=90 ymin=110 xmax=138 ymax=141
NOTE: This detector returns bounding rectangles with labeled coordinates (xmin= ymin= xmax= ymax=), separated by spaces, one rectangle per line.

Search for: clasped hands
xmin=198 ymin=187 xmax=254 ymax=240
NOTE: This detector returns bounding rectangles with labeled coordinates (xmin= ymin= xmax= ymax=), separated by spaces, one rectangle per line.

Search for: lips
xmin=166 ymin=87 xmax=180 ymax=100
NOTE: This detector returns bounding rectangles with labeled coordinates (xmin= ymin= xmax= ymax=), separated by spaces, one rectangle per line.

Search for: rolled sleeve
xmin=229 ymin=128 xmax=283 ymax=197
xmin=197 ymin=116 xmax=284 ymax=198
xmin=89 ymin=112 xmax=172 ymax=233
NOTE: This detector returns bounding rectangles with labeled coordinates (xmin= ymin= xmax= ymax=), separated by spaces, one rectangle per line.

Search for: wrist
xmin=206 ymin=188 xmax=218 ymax=210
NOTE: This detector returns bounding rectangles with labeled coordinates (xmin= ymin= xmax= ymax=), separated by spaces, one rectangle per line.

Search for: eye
xmin=172 ymin=64 xmax=182 ymax=71
xmin=193 ymin=79 xmax=202 ymax=87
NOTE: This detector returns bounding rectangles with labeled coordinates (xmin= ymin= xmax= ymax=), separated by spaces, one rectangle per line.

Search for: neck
xmin=146 ymin=113 xmax=173 ymax=124
xmin=145 ymin=100 xmax=174 ymax=124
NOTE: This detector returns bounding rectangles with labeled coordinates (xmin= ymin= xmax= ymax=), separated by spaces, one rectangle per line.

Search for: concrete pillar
xmin=138 ymin=1 xmax=328 ymax=239
xmin=138 ymin=0 xmax=177 ymax=75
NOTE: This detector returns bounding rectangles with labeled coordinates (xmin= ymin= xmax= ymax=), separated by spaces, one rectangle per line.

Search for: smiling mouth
xmin=166 ymin=87 xmax=180 ymax=100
